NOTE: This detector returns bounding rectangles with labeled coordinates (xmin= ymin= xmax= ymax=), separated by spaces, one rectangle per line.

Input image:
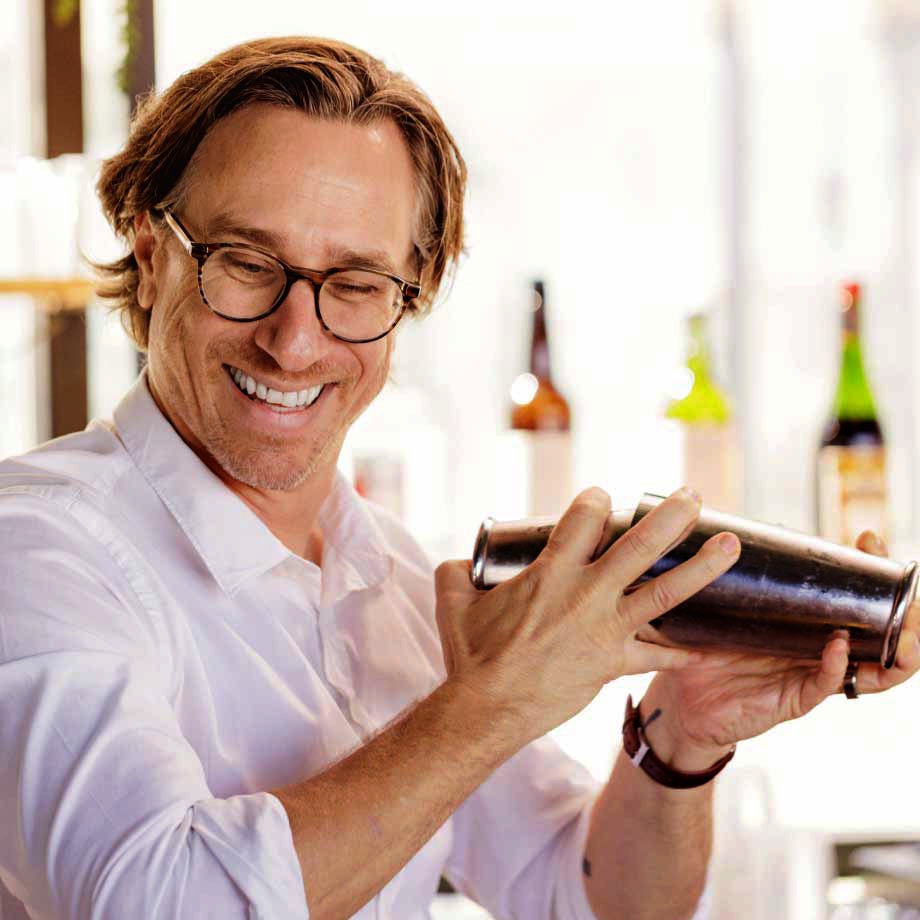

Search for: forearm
xmin=583 ymin=678 xmax=731 ymax=920
xmin=272 ymin=677 xmax=526 ymax=920
xmin=583 ymin=749 xmax=713 ymax=920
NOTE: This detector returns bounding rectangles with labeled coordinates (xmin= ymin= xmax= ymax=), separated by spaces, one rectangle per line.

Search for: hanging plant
xmin=52 ymin=0 xmax=79 ymax=28
xmin=115 ymin=0 xmax=141 ymax=97
xmin=50 ymin=0 xmax=139 ymax=99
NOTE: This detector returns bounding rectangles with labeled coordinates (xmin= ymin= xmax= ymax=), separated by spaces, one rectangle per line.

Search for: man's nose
xmin=253 ymin=279 xmax=335 ymax=371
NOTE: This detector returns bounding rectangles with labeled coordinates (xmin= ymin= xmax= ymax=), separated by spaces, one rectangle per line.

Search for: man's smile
xmin=225 ymin=364 xmax=327 ymax=413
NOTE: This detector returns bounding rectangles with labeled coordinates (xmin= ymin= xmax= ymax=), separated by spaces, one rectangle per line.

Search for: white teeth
xmin=228 ymin=366 xmax=324 ymax=410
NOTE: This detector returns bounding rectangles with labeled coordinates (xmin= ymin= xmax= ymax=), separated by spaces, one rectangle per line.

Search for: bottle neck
xmin=665 ymin=314 xmax=732 ymax=425
xmin=530 ymin=313 xmax=551 ymax=380
xmin=833 ymin=298 xmax=876 ymax=420
xmin=687 ymin=318 xmax=712 ymax=379
xmin=529 ymin=285 xmax=552 ymax=382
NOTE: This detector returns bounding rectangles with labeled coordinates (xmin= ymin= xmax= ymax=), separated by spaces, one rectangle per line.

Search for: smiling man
xmin=0 ymin=36 xmax=918 ymax=920
xmin=133 ymin=105 xmax=420 ymax=559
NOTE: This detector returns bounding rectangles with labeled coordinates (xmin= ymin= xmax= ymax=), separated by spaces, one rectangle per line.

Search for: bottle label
xmin=817 ymin=445 xmax=887 ymax=545
xmin=682 ymin=423 xmax=743 ymax=512
xmin=496 ymin=430 xmax=574 ymax=518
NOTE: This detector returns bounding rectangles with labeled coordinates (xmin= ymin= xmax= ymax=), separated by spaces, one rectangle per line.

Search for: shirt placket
xmin=318 ymin=598 xmax=391 ymax=920
xmin=316 ymin=591 xmax=377 ymax=736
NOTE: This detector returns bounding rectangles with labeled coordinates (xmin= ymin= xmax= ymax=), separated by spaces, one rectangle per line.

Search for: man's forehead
xmin=200 ymin=209 xmax=406 ymax=275
xmin=189 ymin=105 xmax=413 ymax=185
xmin=179 ymin=106 xmax=418 ymax=271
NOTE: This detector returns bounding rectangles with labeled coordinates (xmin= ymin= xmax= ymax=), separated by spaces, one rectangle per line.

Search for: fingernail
xmin=717 ymin=532 xmax=740 ymax=555
xmin=581 ymin=486 xmax=610 ymax=506
xmin=676 ymin=486 xmax=701 ymax=504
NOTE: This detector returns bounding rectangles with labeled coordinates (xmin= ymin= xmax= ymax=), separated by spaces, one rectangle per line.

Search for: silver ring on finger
xmin=842 ymin=661 xmax=859 ymax=700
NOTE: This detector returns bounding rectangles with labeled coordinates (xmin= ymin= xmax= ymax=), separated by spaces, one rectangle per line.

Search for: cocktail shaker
xmin=470 ymin=493 xmax=919 ymax=667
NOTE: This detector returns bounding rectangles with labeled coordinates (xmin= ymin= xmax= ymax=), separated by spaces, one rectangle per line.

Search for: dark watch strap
xmin=621 ymin=695 xmax=735 ymax=790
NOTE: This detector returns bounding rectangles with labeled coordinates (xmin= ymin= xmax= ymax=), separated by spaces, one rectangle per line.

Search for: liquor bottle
xmin=816 ymin=282 xmax=887 ymax=545
xmin=665 ymin=313 xmax=741 ymax=511
xmin=506 ymin=280 xmax=573 ymax=516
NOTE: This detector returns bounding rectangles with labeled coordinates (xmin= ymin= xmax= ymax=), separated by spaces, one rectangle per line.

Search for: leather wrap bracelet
xmin=621 ymin=695 xmax=735 ymax=790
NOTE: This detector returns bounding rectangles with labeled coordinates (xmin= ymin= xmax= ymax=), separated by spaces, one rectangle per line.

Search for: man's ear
xmin=134 ymin=212 xmax=158 ymax=312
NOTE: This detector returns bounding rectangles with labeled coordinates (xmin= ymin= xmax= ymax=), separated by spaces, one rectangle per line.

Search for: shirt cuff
xmin=189 ymin=791 xmax=309 ymax=918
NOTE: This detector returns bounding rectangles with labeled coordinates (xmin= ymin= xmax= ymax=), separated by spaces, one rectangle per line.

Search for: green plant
xmin=50 ymin=0 xmax=140 ymax=100
xmin=52 ymin=0 xmax=79 ymax=28
xmin=115 ymin=0 xmax=141 ymax=96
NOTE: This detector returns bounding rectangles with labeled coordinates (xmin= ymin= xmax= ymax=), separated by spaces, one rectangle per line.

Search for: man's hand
xmin=638 ymin=529 xmax=920 ymax=771
xmin=434 ymin=486 xmax=742 ymax=744
xmin=847 ymin=531 xmax=920 ymax=693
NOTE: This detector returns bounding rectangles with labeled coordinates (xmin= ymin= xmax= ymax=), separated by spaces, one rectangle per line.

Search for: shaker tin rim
xmin=881 ymin=560 xmax=919 ymax=669
xmin=471 ymin=517 xmax=495 ymax=590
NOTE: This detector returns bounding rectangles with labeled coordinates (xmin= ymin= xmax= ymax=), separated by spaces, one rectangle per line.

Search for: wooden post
xmin=43 ymin=0 xmax=87 ymax=438
xmin=127 ymin=0 xmax=156 ymax=114
xmin=128 ymin=0 xmax=155 ymax=374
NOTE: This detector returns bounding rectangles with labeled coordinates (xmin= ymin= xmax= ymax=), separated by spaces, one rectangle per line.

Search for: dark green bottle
xmin=816 ymin=283 xmax=887 ymax=545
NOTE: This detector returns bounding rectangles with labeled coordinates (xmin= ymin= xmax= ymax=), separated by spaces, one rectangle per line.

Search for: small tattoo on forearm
xmin=642 ymin=707 xmax=662 ymax=731
xmin=582 ymin=857 xmax=592 ymax=877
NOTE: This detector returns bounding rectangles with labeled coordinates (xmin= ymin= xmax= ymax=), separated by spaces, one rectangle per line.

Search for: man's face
xmin=137 ymin=105 xmax=418 ymax=491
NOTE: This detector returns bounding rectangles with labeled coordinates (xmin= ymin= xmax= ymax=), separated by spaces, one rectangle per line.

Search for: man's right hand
xmin=434 ymin=486 xmax=742 ymax=743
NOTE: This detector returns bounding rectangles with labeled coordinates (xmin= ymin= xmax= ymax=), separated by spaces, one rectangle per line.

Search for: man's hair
xmin=96 ymin=36 xmax=467 ymax=350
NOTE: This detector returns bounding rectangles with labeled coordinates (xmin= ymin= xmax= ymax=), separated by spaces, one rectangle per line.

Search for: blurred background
xmin=7 ymin=0 xmax=920 ymax=916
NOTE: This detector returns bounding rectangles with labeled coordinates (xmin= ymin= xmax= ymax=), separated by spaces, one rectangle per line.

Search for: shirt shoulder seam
xmin=1 ymin=486 xmax=177 ymax=696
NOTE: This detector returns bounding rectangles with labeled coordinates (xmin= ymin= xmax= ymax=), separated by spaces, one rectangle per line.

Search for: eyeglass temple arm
xmin=162 ymin=210 xmax=195 ymax=257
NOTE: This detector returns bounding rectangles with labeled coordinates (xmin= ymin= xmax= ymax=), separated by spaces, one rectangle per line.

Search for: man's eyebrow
xmin=203 ymin=212 xmax=402 ymax=275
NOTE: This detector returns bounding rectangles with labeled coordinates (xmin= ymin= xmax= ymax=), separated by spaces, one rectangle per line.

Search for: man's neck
xmin=225 ymin=468 xmax=334 ymax=564
xmin=145 ymin=376 xmax=335 ymax=564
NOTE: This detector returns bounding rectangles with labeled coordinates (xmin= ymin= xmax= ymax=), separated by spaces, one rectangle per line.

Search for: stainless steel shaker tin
xmin=470 ymin=493 xmax=919 ymax=668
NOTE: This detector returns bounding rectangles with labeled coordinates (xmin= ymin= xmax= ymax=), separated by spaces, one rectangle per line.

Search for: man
xmin=0 ymin=36 xmax=916 ymax=920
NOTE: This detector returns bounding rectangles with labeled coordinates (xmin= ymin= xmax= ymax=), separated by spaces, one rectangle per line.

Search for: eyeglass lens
xmin=201 ymin=247 xmax=403 ymax=339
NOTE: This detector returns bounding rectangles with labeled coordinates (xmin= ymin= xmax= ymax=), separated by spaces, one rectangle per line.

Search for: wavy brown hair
xmin=96 ymin=36 xmax=467 ymax=350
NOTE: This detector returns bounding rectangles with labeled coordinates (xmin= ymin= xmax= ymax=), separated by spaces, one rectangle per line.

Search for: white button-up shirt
xmin=0 ymin=374 xmax=605 ymax=920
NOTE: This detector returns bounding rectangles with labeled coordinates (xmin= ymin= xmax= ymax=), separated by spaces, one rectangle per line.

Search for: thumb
xmin=433 ymin=560 xmax=483 ymax=677
xmin=856 ymin=530 xmax=887 ymax=557
xmin=435 ymin=559 xmax=482 ymax=606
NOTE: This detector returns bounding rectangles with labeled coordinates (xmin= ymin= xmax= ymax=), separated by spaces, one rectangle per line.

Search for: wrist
xmin=638 ymin=704 xmax=733 ymax=772
xmin=439 ymin=671 xmax=533 ymax=754
xmin=622 ymin=695 xmax=734 ymax=791
xmin=638 ymin=682 xmax=735 ymax=773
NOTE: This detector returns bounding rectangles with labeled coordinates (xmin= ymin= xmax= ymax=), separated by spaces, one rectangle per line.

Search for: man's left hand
xmin=636 ymin=530 xmax=920 ymax=771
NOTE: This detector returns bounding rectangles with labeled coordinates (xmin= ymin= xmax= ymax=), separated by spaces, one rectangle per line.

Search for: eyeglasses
xmin=161 ymin=210 xmax=421 ymax=344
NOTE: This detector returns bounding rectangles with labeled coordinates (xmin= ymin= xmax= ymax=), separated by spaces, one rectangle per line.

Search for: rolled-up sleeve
xmin=0 ymin=497 xmax=308 ymax=919
xmin=442 ymin=735 xmax=598 ymax=919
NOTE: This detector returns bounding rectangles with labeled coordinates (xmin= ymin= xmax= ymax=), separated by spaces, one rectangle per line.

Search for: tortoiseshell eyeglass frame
xmin=161 ymin=209 xmax=422 ymax=344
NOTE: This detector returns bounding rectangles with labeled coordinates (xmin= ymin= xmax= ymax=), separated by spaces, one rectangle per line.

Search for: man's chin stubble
xmin=211 ymin=441 xmax=325 ymax=493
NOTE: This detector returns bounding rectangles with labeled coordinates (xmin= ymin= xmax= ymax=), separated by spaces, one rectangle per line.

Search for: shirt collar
xmin=315 ymin=474 xmax=394 ymax=607
xmin=112 ymin=372 xmax=392 ymax=600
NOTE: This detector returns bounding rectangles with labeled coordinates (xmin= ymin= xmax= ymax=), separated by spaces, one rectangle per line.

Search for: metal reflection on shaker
xmin=470 ymin=494 xmax=919 ymax=668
